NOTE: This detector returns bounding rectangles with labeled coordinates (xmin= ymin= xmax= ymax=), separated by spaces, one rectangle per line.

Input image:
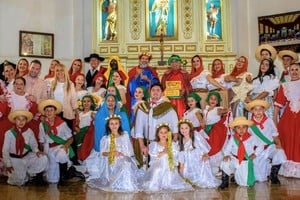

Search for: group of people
xmin=0 ymin=44 xmax=299 ymax=193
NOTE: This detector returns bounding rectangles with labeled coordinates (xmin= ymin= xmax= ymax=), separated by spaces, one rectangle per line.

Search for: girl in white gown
xmin=178 ymin=119 xmax=220 ymax=188
xmin=87 ymin=114 xmax=141 ymax=192
xmin=141 ymin=123 xmax=193 ymax=193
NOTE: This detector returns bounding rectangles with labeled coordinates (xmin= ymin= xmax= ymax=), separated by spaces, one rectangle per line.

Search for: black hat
xmin=84 ymin=53 xmax=105 ymax=62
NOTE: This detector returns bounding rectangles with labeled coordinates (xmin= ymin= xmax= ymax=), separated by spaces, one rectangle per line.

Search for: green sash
xmin=75 ymin=126 xmax=89 ymax=149
xmin=205 ymin=124 xmax=214 ymax=135
xmin=10 ymin=128 xmax=32 ymax=152
xmin=233 ymin=137 xmax=255 ymax=186
xmin=42 ymin=121 xmax=75 ymax=158
xmin=250 ymin=125 xmax=274 ymax=145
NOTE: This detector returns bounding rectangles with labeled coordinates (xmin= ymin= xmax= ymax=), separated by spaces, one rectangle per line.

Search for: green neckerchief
xmin=75 ymin=126 xmax=89 ymax=149
xmin=205 ymin=124 xmax=214 ymax=135
xmin=10 ymin=128 xmax=32 ymax=152
xmin=42 ymin=121 xmax=75 ymax=158
xmin=250 ymin=125 xmax=274 ymax=145
xmin=233 ymin=137 xmax=255 ymax=186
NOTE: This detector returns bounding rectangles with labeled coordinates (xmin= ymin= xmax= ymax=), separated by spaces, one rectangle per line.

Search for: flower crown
xmin=178 ymin=119 xmax=194 ymax=129
xmin=105 ymin=114 xmax=121 ymax=121
xmin=156 ymin=122 xmax=170 ymax=130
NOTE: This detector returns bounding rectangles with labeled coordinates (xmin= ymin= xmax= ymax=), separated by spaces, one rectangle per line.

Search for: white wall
xmin=0 ymin=0 xmax=83 ymax=76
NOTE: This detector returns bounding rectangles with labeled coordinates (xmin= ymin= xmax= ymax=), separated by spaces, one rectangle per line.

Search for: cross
xmin=158 ymin=30 xmax=167 ymax=66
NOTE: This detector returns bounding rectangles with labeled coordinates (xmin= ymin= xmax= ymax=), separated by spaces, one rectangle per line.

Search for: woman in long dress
xmin=274 ymin=63 xmax=300 ymax=178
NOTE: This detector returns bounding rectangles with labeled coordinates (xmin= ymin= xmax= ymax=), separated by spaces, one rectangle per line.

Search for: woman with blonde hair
xmin=48 ymin=63 xmax=79 ymax=164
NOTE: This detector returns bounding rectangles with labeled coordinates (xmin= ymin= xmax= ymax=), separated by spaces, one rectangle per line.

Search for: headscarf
xmin=230 ymin=56 xmax=248 ymax=77
xmin=211 ymin=59 xmax=225 ymax=78
xmin=190 ymin=55 xmax=204 ymax=79
xmin=206 ymin=91 xmax=222 ymax=103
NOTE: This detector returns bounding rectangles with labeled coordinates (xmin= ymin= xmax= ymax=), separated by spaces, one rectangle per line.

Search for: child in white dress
xmin=203 ymin=91 xmax=230 ymax=174
xmin=183 ymin=92 xmax=205 ymax=131
xmin=178 ymin=119 xmax=220 ymax=188
xmin=141 ymin=123 xmax=193 ymax=192
xmin=87 ymin=114 xmax=141 ymax=192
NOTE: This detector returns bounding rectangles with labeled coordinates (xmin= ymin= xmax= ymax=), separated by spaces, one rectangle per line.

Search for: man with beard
xmin=127 ymin=52 xmax=159 ymax=116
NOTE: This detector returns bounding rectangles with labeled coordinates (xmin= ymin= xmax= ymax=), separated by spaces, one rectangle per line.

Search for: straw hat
xmin=8 ymin=110 xmax=33 ymax=123
xmin=38 ymin=99 xmax=63 ymax=115
xmin=278 ymin=50 xmax=299 ymax=62
xmin=255 ymin=44 xmax=277 ymax=61
xmin=229 ymin=116 xmax=253 ymax=128
xmin=245 ymin=99 xmax=270 ymax=111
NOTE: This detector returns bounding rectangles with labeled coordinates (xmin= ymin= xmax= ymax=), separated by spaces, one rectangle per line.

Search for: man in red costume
xmin=161 ymin=54 xmax=192 ymax=118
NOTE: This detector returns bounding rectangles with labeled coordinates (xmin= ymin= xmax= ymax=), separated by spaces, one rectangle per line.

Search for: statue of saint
xmin=103 ymin=0 xmax=117 ymax=40
xmin=207 ymin=3 xmax=220 ymax=37
xmin=150 ymin=0 xmax=169 ymax=36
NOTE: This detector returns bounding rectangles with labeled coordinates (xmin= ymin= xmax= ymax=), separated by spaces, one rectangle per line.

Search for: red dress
xmin=275 ymin=79 xmax=300 ymax=177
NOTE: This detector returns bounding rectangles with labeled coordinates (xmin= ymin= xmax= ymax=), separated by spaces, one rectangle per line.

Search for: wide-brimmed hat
xmin=255 ymin=44 xmax=277 ymax=61
xmin=38 ymin=99 xmax=63 ymax=115
xmin=278 ymin=50 xmax=299 ymax=62
xmin=8 ymin=110 xmax=33 ymax=123
xmin=229 ymin=116 xmax=253 ymax=128
xmin=84 ymin=53 xmax=105 ymax=62
xmin=245 ymin=99 xmax=270 ymax=111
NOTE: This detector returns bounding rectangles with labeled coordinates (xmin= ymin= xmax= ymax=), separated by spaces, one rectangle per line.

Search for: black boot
xmin=270 ymin=164 xmax=281 ymax=184
xmin=32 ymin=172 xmax=48 ymax=186
xmin=58 ymin=163 xmax=68 ymax=186
xmin=67 ymin=166 xmax=85 ymax=181
xmin=218 ymin=171 xmax=229 ymax=189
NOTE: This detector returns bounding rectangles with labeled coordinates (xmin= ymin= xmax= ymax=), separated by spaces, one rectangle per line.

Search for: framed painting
xmin=19 ymin=31 xmax=54 ymax=58
xmin=258 ymin=11 xmax=300 ymax=52
xmin=146 ymin=0 xmax=178 ymax=41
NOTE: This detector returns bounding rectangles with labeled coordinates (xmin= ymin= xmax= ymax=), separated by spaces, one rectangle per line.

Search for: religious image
xmin=146 ymin=0 xmax=177 ymax=40
xmin=101 ymin=0 xmax=117 ymax=41
xmin=206 ymin=0 xmax=222 ymax=40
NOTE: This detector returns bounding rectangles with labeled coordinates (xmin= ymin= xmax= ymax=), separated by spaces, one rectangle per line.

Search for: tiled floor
xmin=1 ymin=176 xmax=300 ymax=200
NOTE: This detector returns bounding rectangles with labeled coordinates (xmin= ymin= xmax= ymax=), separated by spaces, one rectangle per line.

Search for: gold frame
xmin=19 ymin=30 xmax=54 ymax=58
xmin=145 ymin=0 xmax=178 ymax=41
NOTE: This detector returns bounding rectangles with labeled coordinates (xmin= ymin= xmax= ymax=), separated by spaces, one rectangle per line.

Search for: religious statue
xmin=103 ymin=0 xmax=117 ymax=40
xmin=150 ymin=0 xmax=169 ymax=36
xmin=207 ymin=2 xmax=220 ymax=38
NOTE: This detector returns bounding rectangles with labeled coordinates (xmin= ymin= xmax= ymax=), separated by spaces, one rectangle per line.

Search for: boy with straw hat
xmin=38 ymin=99 xmax=85 ymax=185
xmin=246 ymin=99 xmax=286 ymax=184
xmin=219 ymin=116 xmax=263 ymax=189
xmin=3 ymin=110 xmax=48 ymax=186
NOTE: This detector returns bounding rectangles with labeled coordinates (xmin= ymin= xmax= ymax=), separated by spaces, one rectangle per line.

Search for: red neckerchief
xmin=251 ymin=114 xmax=268 ymax=129
xmin=45 ymin=116 xmax=65 ymax=135
xmin=13 ymin=125 xmax=29 ymax=156
xmin=234 ymin=132 xmax=251 ymax=164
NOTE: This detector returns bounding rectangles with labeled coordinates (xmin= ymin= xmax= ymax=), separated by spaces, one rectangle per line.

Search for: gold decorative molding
xmin=140 ymin=45 xmax=150 ymax=52
xmin=174 ymin=45 xmax=184 ymax=51
xmin=128 ymin=46 xmax=139 ymax=52
xmin=205 ymin=45 xmax=214 ymax=52
xmin=182 ymin=0 xmax=193 ymax=39
xmin=110 ymin=47 xmax=119 ymax=53
xmin=130 ymin=0 xmax=141 ymax=40
xmin=100 ymin=47 xmax=109 ymax=53
xmin=216 ymin=45 xmax=224 ymax=52
xmin=185 ymin=45 xmax=196 ymax=51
